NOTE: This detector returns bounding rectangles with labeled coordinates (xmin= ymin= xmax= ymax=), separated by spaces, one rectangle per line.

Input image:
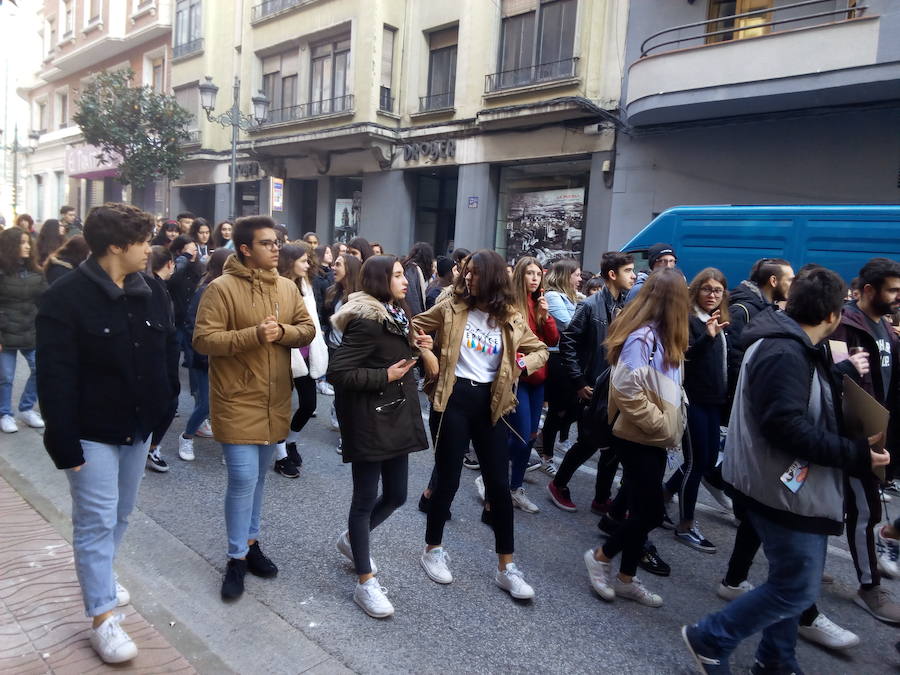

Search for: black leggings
xmin=601 ymin=438 xmax=666 ymax=577
xmin=291 ymin=375 xmax=317 ymax=433
xmin=665 ymin=404 xmax=720 ymax=523
xmin=553 ymin=406 xmax=619 ymax=503
xmin=426 ymin=381 xmax=514 ymax=554
xmin=348 ymin=455 xmax=408 ymax=575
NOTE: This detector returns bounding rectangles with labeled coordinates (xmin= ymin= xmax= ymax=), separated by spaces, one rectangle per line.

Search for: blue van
xmin=620 ymin=205 xmax=900 ymax=286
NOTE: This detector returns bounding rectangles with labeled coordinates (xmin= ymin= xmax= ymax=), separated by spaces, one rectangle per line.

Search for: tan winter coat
xmin=193 ymin=255 xmax=315 ymax=444
xmin=412 ymin=296 xmax=549 ymax=425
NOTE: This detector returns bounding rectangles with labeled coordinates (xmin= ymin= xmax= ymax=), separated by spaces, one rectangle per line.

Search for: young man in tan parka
xmin=193 ymin=215 xmax=315 ymax=601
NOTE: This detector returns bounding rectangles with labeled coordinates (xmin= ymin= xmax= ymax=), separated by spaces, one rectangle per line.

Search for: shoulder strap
xmin=732 ymin=302 xmax=751 ymax=324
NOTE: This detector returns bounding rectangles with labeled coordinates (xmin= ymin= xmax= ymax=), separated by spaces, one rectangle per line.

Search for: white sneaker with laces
xmin=495 ymin=563 xmax=535 ymax=600
xmin=798 ymin=612 xmax=860 ymax=649
xmin=20 ymin=409 xmax=44 ymax=428
xmin=511 ymin=487 xmax=539 ymax=513
xmin=612 ymin=576 xmax=663 ymax=607
xmin=336 ymin=530 xmax=378 ymax=575
xmin=89 ymin=613 xmax=138 ymax=664
xmin=115 ymin=579 xmax=130 ymax=606
xmin=539 ymin=457 xmax=558 ymax=477
xmin=716 ymin=579 xmax=754 ymax=601
xmin=1 ymin=414 xmax=18 ymax=433
xmin=317 ymin=380 xmax=335 ymax=396
xmin=178 ymin=435 xmax=195 ymax=461
xmin=877 ymin=527 xmax=900 ymax=578
xmin=354 ymin=577 xmax=394 ymax=618
xmin=420 ymin=547 xmax=452 ymax=584
xmin=195 ymin=419 xmax=213 ymax=438
xmin=475 ymin=475 xmax=485 ymax=502
xmin=583 ymin=549 xmax=614 ymax=601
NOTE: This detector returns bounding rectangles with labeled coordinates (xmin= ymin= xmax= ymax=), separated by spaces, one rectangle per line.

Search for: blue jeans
xmin=223 ymin=443 xmax=277 ymax=559
xmin=0 ymin=349 xmax=37 ymax=416
xmin=66 ymin=433 xmax=151 ymax=617
xmin=507 ymin=381 xmax=544 ymax=490
xmin=692 ymin=509 xmax=826 ymax=670
xmin=184 ymin=368 xmax=209 ymax=436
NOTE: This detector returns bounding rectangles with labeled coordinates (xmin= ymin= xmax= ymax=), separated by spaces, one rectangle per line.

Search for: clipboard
xmin=842 ymin=375 xmax=889 ymax=480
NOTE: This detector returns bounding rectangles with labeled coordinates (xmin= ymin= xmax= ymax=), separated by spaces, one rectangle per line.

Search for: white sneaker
xmin=702 ymin=479 xmax=733 ymax=511
xmin=583 ymin=548 xmax=614 ymax=601
xmin=317 ymin=380 xmax=335 ymax=396
xmin=511 ymin=487 xmax=539 ymax=513
xmin=420 ymin=547 xmax=452 ymax=584
xmin=336 ymin=530 xmax=378 ymax=575
xmin=0 ymin=414 xmax=18 ymax=433
xmin=115 ymin=579 xmax=130 ymax=606
xmin=877 ymin=527 xmax=900 ymax=578
xmin=716 ymin=579 xmax=754 ymax=601
xmin=89 ymin=613 xmax=138 ymax=664
xmin=475 ymin=475 xmax=485 ymax=502
xmin=612 ymin=576 xmax=663 ymax=607
xmin=195 ymin=419 xmax=213 ymax=438
xmin=336 ymin=437 xmax=342 ymax=454
xmin=495 ymin=563 xmax=535 ymax=600
xmin=798 ymin=612 xmax=860 ymax=650
xmin=178 ymin=435 xmax=195 ymax=461
xmin=330 ymin=404 xmax=339 ymax=430
xmin=354 ymin=577 xmax=394 ymax=618
xmin=539 ymin=457 xmax=558 ymax=477
xmin=20 ymin=409 xmax=44 ymax=428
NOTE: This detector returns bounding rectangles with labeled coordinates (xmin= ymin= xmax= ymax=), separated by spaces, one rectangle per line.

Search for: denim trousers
xmin=184 ymin=368 xmax=209 ymax=436
xmin=0 ymin=349 xmax=37 ymax=416
xmin=66 ymin=433 xmax=151 ymax=617
xmin=692 ymin=509 xmax=826 ymax=670
xmin=507 ymin=380 xmax=544 ymax=491
xmin=223 ymin=443 xmax=277 ymax=558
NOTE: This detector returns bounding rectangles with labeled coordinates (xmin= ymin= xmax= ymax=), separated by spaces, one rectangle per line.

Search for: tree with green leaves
xmin=74 ymin=68 xmax=194 ymax=187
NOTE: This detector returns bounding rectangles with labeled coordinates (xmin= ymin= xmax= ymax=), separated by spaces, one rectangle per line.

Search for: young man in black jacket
xmin=36 ymin=203 xmax=179 ymax=664
xmin=683 ymin=266 xmax=887 ymax=675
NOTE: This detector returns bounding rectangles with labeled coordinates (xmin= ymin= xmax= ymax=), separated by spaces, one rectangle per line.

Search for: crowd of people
xmin=2 ymin=201 xmax=899 ymax=672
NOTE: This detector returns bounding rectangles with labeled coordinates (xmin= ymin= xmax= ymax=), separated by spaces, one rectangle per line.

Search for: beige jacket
xmin=193 ymin=255 xmax=315 ymax=445
xmin=412 ymin=296 xmax=549 ymax=425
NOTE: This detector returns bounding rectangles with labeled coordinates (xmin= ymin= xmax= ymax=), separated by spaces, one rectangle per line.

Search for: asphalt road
xmin=1 ymin=366 xmax=898 ymax=674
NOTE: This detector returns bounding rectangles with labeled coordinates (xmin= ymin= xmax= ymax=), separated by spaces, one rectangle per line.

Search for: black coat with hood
xmin=727 ymin=281 xmax=777 ymax=397
xmin=559 ymin=285 xmax=623 ymax=390
xmin=0 ymin=264 xmax=46 ymax=350
xmin=326 ymin=292 xmax=428 ymax=463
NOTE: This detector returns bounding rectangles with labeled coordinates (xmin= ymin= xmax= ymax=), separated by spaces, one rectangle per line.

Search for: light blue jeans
xmin=0 ymin=349 xmax=37 ymax=416
xmin=223 ymin=443 xmax=277 ymax=559
xmin=66 ymin=433 xmax=150 ymax=617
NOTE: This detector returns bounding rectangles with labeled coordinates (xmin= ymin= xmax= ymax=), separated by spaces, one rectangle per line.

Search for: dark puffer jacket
xmin=327 ymin=292 xmax=428 ymax=463
xmin=0 ymin=265 xmax=47 ymax=350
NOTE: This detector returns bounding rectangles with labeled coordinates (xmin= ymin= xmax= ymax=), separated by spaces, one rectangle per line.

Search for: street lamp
xmin=0 ymin=124 xmax=38 ymax=219
xmin=199 ymin=76 xmax=269 ymax=219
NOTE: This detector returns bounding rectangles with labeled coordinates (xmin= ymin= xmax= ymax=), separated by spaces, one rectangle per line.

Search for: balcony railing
xmin=251 ymin=0 xmax=317 ymax=23
xmin=379 ymin=86 xmax=394 ymax=113
xmin=485 ymin=57 xmax=579 ymax=93
xmin=266 ymin=94 xmax=354 ymax=124
xmin=180 ymin=129 xmax=201 ymax=144
xmin=173 ymin=37 xmax=203 ymax=59
xmin=640 ymin=0 xmax=868 ymax=57
xmin=419 ymin=91 xmax=454 ymax=113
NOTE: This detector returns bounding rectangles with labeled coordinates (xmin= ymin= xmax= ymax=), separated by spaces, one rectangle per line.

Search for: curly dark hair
xmin=83 ymin=202 xmax=154 ymax=257
xmin=452 ymin=249 xmax=514 ymax=323
xmin=0 ymin=227 xmax=39 ymax=275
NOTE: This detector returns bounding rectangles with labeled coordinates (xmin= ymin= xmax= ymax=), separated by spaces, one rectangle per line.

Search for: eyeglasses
xmin=700 ymin=286 xmax=725 ymax=296
xmin=256 ymin=239 xmax=282 ymax=251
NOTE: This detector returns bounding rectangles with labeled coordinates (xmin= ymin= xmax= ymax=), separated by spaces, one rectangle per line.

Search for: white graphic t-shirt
xmin=455 ymin=309 xmax=503 ymax=383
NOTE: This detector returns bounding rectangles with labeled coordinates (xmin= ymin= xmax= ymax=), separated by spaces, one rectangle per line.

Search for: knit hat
xmin=648 ymin=242 xmax=676 ymax=269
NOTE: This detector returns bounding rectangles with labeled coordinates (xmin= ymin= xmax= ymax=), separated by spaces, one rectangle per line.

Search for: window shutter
xmin=429 ymin=26 xmax=458 ymax=50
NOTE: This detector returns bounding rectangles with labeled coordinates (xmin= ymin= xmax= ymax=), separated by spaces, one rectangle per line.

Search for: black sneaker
xmin=274 ymin=457 xmax=299 ymax=478
xmin=675 ymin=526 xmax=717 ymax=554
xmin=286 ymin=442 xmax=303 ymax=468
xmin=682 ymin=625 xmax=730 ymax=674
xmin=598 ymin=514 xmax=622 ymax=537
xmin=463 ymin=454 xmax=480 ymax=470
xmin=638 ymin=542 xmax=671 ymax=577
xmin=146 ymin=448 xmax=169 ymax=473
xmin=246 ymin=541 xmax=278 ymax=578
xmin=221 ymin=558 xmax=247 ymax=601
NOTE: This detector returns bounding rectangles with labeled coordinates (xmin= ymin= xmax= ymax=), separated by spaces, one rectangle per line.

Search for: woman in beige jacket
xmin=412 ymin=250 xmax=548 ymax=601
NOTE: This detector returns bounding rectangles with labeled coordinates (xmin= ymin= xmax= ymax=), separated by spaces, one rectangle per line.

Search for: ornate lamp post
xmin=0 ymin=124 xmax=39 ymax=218
xmin=198 ymin=76 xmax=269 ymax=219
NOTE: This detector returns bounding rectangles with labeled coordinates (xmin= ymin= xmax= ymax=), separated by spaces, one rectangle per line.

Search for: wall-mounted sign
xmin=468 ymin=196 xmax=479 ymax=209
xmin=402 ymin=139 xmax=456 ymax=162
xmin=228 ymin=162 xmax=261 ymax=179
xmin=271 ymin=177 xmax=284 ymax=212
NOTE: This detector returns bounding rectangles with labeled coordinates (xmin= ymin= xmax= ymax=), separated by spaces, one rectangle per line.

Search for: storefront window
xmin=414 ymin=168 xmax=458 ymax=257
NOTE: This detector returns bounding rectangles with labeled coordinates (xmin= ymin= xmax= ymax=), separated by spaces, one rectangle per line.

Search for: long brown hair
xmin=604 ymin=268 xmax=689 ymax=369
xmin=511 ymin=256 xmax=545 ymax=327
xmin=688 ymin=267 xmax=730 ymax=323
xmin=0 ymin=227 xmax=39 ymax=275
xmin=545 ymin=259 xmax=579 ymax=303
xmin=452 ymin=249 xmax=514 ymax=323
xmin=36 ymin=219 xmax=65 ymax=266
xmin=326 ymin=253 xmax=362 ymax=305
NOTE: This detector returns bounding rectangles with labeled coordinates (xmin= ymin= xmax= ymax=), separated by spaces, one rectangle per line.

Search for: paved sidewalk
xmin=0 ymin=474 xmax=195 ymax=674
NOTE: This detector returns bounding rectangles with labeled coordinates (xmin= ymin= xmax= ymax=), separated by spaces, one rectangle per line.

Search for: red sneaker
xmin=591 ymin=499 xmax=613 ymax=516
xmin=547 ymin=481 xmax=577 ymax=512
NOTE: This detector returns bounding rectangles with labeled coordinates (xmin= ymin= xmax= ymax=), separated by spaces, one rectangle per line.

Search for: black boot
xmin=286 ymin=442 xmax=302 ymax=468
xmin=221 ymin=558 xmax=247 ymax=601
xmin=246 ymin=541 xmax=278 ymax=578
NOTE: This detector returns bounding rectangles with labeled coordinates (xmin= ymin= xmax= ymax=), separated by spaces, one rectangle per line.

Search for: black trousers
xmin=426 ymin=381 xmax=514 ymax=554
xmin=291 ymin=375 xmax=317 ymax=433
xmin=553 ymin=405 xmax=619 ymax=504
xmin=348 ymin=455 xmax=408 ymax=575
xmin=601 ymin=438 xmax=666 ymax=576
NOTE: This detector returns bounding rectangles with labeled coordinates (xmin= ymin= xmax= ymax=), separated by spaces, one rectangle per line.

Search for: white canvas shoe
xmin=89 ymin=614 xmax=138 ymax=664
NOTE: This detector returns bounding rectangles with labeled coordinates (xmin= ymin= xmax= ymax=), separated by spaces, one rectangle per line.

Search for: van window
xmin=627 ymin=249 xmax=650 ymax=273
